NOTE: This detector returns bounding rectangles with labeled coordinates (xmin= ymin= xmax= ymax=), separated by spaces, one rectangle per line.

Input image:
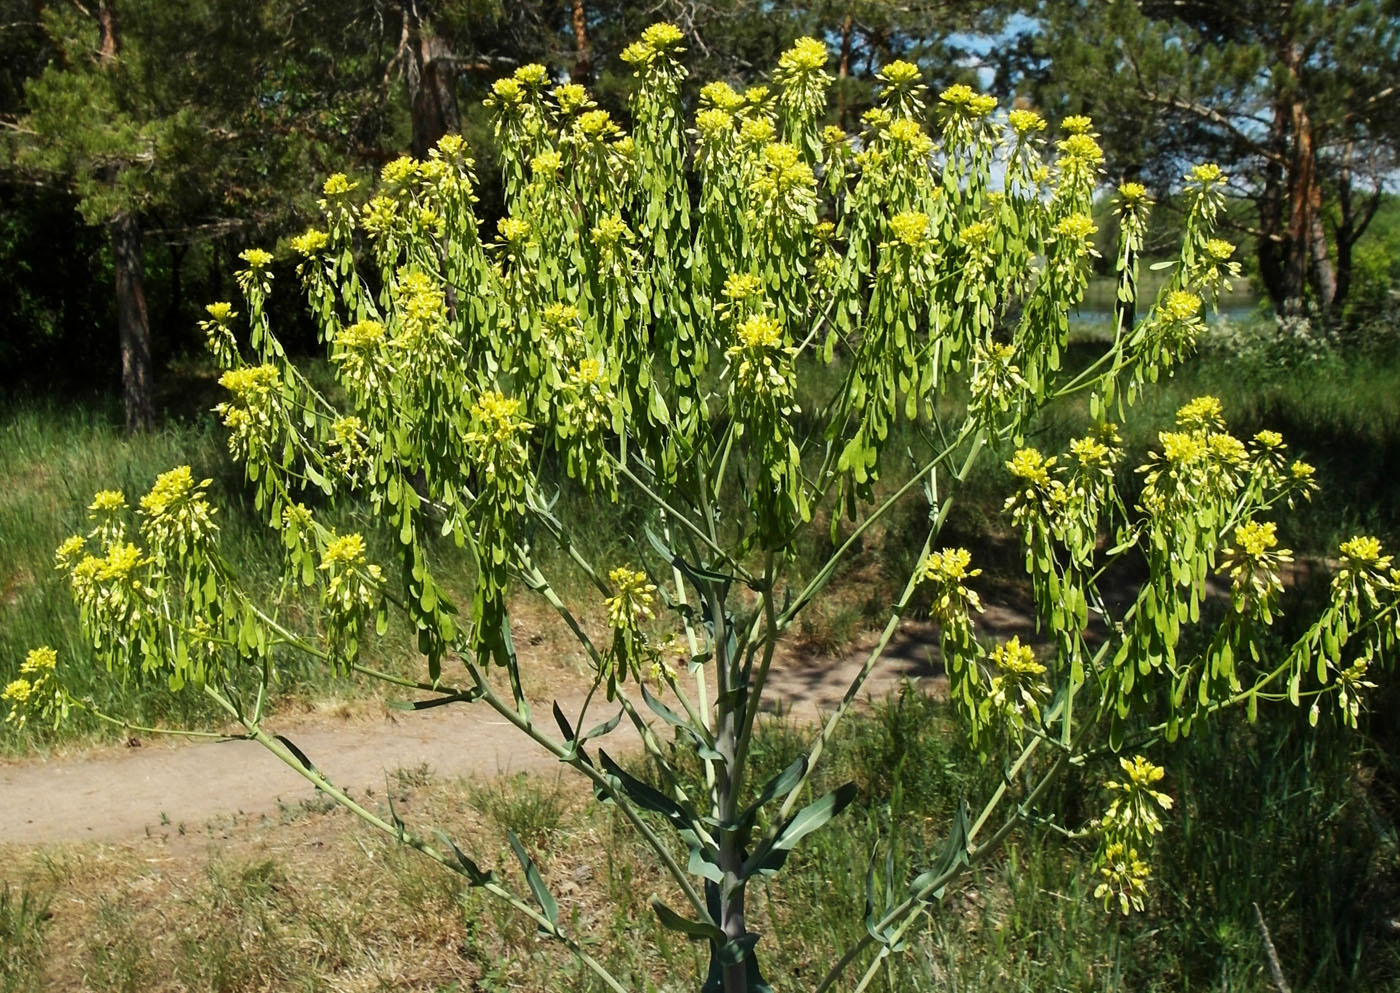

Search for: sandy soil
xmin=1 ymin=616 xmax=1043 ymax=847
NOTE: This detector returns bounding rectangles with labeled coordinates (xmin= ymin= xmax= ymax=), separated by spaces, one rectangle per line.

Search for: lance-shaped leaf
xmin=506 ymin=828 xmax=559 ymax=928
xmin=651 ymin=897 xmax=725 ymax=943
xmin=741 ymin=782 xmax=858 ymax=879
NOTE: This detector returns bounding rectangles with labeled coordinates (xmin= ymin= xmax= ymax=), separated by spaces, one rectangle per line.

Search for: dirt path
xmin=0 ymin=619 xmax=1014 ymax=847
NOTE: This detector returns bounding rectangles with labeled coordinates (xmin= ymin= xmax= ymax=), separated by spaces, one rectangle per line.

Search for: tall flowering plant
xmin=9 ymin=30 xmax=1396 ymax=993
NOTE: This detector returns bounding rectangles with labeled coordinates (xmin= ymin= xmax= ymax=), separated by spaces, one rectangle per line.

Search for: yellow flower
xmin=321 ymin=532 xmax=368 ymax=568
xmin=575 ymin=109 xmax=619 ymax=139
xmin=1062 ymin=115 xmax=1093 ymax=134
xmin=778 ymin=36 xmax=828 ymax=73
xmin=322 ymin=173 xmax=357 ymax=197
xmin=1207 ymin=432 xmax=1247 ymax=465
xmin=337 ymin=320 xmax=386 ymax=349
xmin=139 ymin=465 xmax=201 ymax=518
xmin=1008 ymin=108 xmax=1046 ymax=135
xmin=289 ymin=229 xmax=330 ymax=258
xmin=1053 ymin=213 xmax=1097 ymax=242
xmin=591 ymin=215 xmax=631 ymax=251
xmin=640 ymin=22 xmax=683 ymax=49
xmin=956 ymin=221 xmax=989 ymax=249
xmin=939 ymin=84 xmax=995 ymax=117
xmin=512 ymin=63 xmax=549 ymax=87
xmin=497 ymin=216 xmax=531 ymax=244
xmin=20 ymin=647 xmax=57 ymax=675
xmin=723 ymin=273 xmax=763 ymax=301
xmin=1008 ymin=448 xmax=1054 ymax=487
xmin=878 ymin=60 xmax=922 ymax=85
xmin=735 ymin=313 xmax=783 ymax=349
xmin=739 ymin=117 xmax=776 ymax=146
xmin=2 ymin=678 xmax=32 ymax=705
xmin=98 ymin=542 xmax=146 ymax=581
xmin=1058 ymin=133 xmax=1103 ymax=163
xmin=1188 ymin=162 xmax=1224 ymax=184
xmin=88 ymin=489 xmax=126 ymax=515
xmin=205 ymin=301 xmax=236 ymax=323
xmin=55 ymin=534 xmax=86 ymax=568
xmin=990 ymin=636 xmax=1044 ymax=676
xmin=1117 ymin=182 xmax=1149 ymax=204
xmin=1253 ymin=429 xmax=1284 ymax=448
xmin=552 ymin=83 xmax=591 ymax=113
xmin=1162 ymin=290 xmax=1202 ymax=323
xmin=1205 ymin=238 xmax=1235 ymax=262
xmin=1175 ymin=395 xmax=1224 ymax=430
xmin=1234 ymin=520 xmax=1278 ymax=558
xmin=1069 ymin=436 xmax=1114 ymax=468
xmin=1158 ymin=431 xmax=1206 ymax=464
xmin=699 ymin=81 xmax=745 ymax=111
xmin=239 ymin=248 xmax=273 ymax=270
xmin=922 ymin=547 xmax=979 ymax=584
xmin=888 ymin=210 xmax=930 ymax=248
xmin=490 ymin=76 xmax=524 ymax=104
xmin=380 ymin=156 xmax=419 ymax=187
xmin=604 ymin=566 xmax=657 ymax=630
xmin=1339 ymin=535 xmax=1387 ymax=567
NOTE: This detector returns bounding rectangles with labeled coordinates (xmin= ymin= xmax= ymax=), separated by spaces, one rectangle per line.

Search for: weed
xmin=0 ymin=883 xmax=50 ymax=993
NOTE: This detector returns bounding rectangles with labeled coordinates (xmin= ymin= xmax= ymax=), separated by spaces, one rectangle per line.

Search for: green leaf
xmin=506 ymin=829 xmax=558 ymax=928
xmin=651 ymin=898 xmax=724 ymax=943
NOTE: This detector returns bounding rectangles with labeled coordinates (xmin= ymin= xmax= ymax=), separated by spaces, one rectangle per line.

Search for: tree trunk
xmin=401 ymin=5 xmax=462 ymax=160
xmin=111 ymin=212 xmax=155 ymax=433
xmin=570 ymin=0 xmax=593 ymax=84
xmin=98 ymin=1 xmax=154 ymax=432
xmin=837 ymin=13 xmax=853 ymax=130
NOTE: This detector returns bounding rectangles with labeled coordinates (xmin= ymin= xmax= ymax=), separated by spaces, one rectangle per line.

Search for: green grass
xmin=2 ymin=689 xmax=1393 ymax=991
xmin=0 ymin=883 xmax=50 ymax=993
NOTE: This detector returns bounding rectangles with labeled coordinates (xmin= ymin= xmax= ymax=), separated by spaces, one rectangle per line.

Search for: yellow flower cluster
xmin=888 ymin=210 xmax=930 ymax=248
xmin=497 ymin=216 xmax=531 ymax=244
xmin=321 ymin=532 xmax=368 ymax=568
xmin=591 ymin=214 xmax=632 ymax=251
xmin=1053 ymin=212 xmax=1097 ymax=243
xmin=322 ymin=173 xmax=358 ymax=197
xmin=552 ymin=83 xmax=592 ymax=114
xmin=239 ymin=248 xmax=273 ymax=270
xmin=621 ymin=22 xmax=685 ymax=66
xmin=1008 ymin=448 xmax=1055 ymax=487
xmin=89 ymin=489 xmax=126 ymax=515
xmin=219 ymin=364 xmax=280 ymax=399
xmin=991 ymin=635 xmax=1043 ymax=677
xmin=289 ymin=229 xmax=330 ymax=258
xmin=735 ymin=313 xmax=783 ymax=350
xmin=878 ymin=60 xmax=921 ymax=85
xmin=1008 ymin=108 xmax=1046 ymax=135
xmin=778 ymin=36 xmax=828 ymax=73
xmin=1235 ymin=519 xmax=1279 ymax=558
xmin=1062 ymin=115 xmax=1093 ymax=134
xmin=337 ymin=320 xmax=386 ymax=350
xmin=1175 ymin=395 xmax=1224 ymax=431
xmin=604 ymin=566 xmax=657 ymax=630
xmin=723 ymin=273 xmax=763 ymax=301
xmin=1068 ymin=436 xmax=1113 ymax=469
xmin=700 ymin=81 xmax=745 ymax=111
xmin=1095 ymin=842 xmax=1151 ymax=916
xmin=1162 ymin=290 xmax=1202 ymax=323
xmin=939 ymin=83 xmax=996 ymax=117
xmin=205 ymin=301 xmax=236 ymax=324
xmin=1339 ymin=535 xmax=1389 ymax=567
xmin=1057 ymin=133 xmax=1103 ymax=164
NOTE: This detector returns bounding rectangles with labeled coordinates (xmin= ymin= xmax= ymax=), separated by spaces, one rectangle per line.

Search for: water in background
xmin=1072 ymin=272 xmax=1260 ymax=341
